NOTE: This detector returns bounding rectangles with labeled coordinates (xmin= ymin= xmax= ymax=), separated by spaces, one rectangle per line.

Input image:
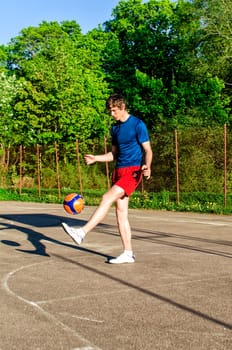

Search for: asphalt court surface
xmin=0 ymin=201 xmax=232 ymax=350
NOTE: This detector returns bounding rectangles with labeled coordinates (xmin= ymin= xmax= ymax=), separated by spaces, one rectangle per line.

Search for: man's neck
xmin=120 ymin=111 xmax=130 ymax=122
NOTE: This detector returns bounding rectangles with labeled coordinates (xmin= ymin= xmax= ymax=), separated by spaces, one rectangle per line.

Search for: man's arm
xmin=141 ymin=141 xmax=153 ymax=179
xmin=84 ymin=145 xmax=117 ymax=165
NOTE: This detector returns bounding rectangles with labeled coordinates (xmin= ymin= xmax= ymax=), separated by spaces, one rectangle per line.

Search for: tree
xmin=6 ymin=21 xmax=111 ymax=146
xmin=192 ymin=0 xmax=232 ymax=100
xmin=192 ymin=0 xmax=232 ymax=76
xmin=0 ymin=72 xmax=26 ymax=146
xmin=103 ymin=0 xmax=230 ymax=130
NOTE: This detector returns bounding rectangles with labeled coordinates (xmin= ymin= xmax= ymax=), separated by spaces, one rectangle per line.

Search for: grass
xmin=0 ymin=187 xmax=231 ymax=215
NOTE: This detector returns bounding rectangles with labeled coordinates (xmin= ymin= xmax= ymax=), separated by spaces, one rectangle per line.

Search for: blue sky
xmin=0 ymin=0 xmax=119 ymax=45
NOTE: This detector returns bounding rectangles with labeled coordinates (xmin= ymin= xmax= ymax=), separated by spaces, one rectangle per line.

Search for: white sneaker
xmin=108 ymin=252 xmax=135 ymax=264
xmin=61 ymin=222 xmax=84 ymax=245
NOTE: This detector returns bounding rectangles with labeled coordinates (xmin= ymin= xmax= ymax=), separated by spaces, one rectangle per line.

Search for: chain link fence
xmin=1 ymin=126 xmax=232 ymax=207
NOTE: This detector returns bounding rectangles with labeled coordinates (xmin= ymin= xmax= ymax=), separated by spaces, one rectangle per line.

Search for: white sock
xmin=124 ymin=250 xmax=133 ymax=257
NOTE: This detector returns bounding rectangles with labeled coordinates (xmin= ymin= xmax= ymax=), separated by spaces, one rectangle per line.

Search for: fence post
xmin=174 ymin=129 xmax=180 ymax=205
xmin=224 ymin=124 xmax=227 ymax=208
xmin=54 ymin=142 xmax=61 ymax=200
xmin=75 ymin=139 xmax=83 ymax=196
xmin=1 ymin=146 xmax=6 ymax=187
xmin=104 ymin=136 xmax=110 ymax=190
xmin=19 ymin=145 xmax=23 ymax=195
xmin=37 ymin=144 xmax=41 ymax=198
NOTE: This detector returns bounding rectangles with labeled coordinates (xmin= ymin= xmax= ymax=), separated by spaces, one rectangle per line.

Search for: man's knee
xmin=101 ymin=192 xmax=114 ymax=206
xmin=101 ymin=190 xmax=122 ymax=206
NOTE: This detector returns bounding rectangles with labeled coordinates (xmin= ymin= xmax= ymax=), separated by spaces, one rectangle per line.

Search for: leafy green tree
xmin=6 ymin=21 xmax=111 ymax=146
xmin=192 ymin=0 xmax=232 ymax=109
xmin=103 ymin=0 xmax=230 ymax=130
xmin=192 ymin=0 xmax=232 ymax=77
xmin=0 ymin=45 xmax=8 ymax=72
xmin=0 ymin=72 xmax=26 ymax=146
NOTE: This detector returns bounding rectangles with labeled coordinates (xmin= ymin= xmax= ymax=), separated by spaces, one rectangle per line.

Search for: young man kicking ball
xmin=62 ymin=93 xmax=153 ymax=264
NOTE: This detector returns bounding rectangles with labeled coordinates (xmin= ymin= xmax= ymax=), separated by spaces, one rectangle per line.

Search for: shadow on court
xmin=0 ymin=213 xmax=112 ymax=259
xmin=0 ymin=202 xmax=231 ymax=350
xmin=2 ymin=212 xmax=231 ymax=260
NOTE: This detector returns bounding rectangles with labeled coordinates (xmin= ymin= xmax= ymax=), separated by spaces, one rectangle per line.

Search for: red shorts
xmin=112 ymin=166 xmax=142 ymax=196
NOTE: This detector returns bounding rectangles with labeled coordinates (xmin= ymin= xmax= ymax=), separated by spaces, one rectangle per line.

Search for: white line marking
xmin=167 ymin=329 xmax=229 ymax=337
xmin=72 ymin=347 xmax=97 ymax=350
xmin=1 ymin=263 xmax=102 ymax=350
xmin=121 ymin=211 xmax=232 ymax=226
xmin=59 ymin=312 xmax=103 ymax=324
xmin=35 ymin=275 xmax=230 ymax=307
xmin=174 ymin=219 xmax=230 ymax=226
xmin=37 ymin=288 xmax=129 ymax=305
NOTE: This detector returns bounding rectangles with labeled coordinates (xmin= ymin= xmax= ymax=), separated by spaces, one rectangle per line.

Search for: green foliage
xmin=58 ymin=161 xmax=110 ymax=191
xmin=0 ymin=187 xmax=231 ymax=215
xmin=103 ymin=0 xmax=230 ymax=130
xmin=129 ymin=190 xmax=232 ymax=214
xmin=0 ymin=1 xmax=231 ymax=142
xmin=0 ymin=72 xmax=27 ymax=145
xmin=149 ymin=127 xmax=232 ymax=194
xmin=177 ymin=128 xmax=223 ymax=192
xmin=0 ymin=0 xmax=232 ymax=217
xmin=5 ymin=21 xmax=111 ymax=146
xmin=1 ymin=127 xmax=231 ymax=209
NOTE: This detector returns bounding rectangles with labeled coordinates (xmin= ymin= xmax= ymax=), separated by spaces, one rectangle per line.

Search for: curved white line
xmin=1 ymin=262 xmax=102 ymax=350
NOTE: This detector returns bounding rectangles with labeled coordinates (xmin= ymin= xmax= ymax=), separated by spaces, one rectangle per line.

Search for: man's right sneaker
xmin=108 ymin=252 xmax=135 ymax=264
xmin=61 ymin=222 xmax=85 ymax=245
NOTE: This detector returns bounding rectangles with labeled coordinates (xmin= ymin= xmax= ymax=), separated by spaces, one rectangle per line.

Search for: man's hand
xmin=141 ymin=164 xmax=151 ymax=180
xmin=84 ymin=154 xmax=96 ymax=165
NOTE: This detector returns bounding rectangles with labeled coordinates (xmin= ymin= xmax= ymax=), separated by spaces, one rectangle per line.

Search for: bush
xmin=0 ymin=188 xmax=231 ymax=215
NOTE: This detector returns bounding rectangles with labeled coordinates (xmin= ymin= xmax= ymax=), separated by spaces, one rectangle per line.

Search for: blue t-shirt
xmin=111 ymin=115 xmax=150 ymax=168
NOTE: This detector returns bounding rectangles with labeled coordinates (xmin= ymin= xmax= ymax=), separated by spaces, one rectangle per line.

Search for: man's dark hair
xmin=106 ymin=93 xmax=127 ymax=110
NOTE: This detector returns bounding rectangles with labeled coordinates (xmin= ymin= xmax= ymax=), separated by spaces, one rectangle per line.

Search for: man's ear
xmin=120 ymin=103 xmax=126 ymax=110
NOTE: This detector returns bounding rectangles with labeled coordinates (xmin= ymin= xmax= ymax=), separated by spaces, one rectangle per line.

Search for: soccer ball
xmin=63 ymin=193 xmax=84 ymax=215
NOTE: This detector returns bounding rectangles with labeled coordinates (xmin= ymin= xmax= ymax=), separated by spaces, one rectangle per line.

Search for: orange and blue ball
xmin=63 ymin=193 xmax=84 ymax=215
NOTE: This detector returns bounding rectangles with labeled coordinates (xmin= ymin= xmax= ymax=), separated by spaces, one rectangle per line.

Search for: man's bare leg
xmin=115 ymin=195 xmax=132 ymax=251
xmin=82 ymin=185 xmax=125 ymax=234
xmin=62 ymin=185 xmax=124 ymax=245
xmin=107 ymin=195 xmax=135 ymax=263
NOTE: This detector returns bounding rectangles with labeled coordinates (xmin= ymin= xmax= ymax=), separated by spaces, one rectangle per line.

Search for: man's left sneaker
xmin=108 ymin=252 xmax=135 ymax=264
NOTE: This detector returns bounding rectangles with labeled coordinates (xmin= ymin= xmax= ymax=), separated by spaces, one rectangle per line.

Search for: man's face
xmin=108 ymin=104 xmax=125 ymax=121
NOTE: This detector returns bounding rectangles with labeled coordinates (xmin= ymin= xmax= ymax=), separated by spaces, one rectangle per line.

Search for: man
xmin=62 ymin=93 xmax=153 ymax=264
